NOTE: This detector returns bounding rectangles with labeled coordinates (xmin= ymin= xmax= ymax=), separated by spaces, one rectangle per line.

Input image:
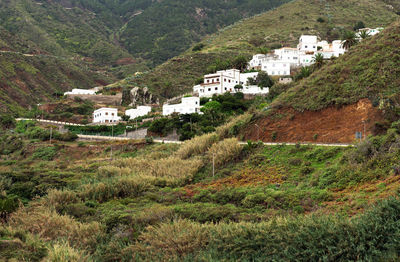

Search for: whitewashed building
xmin=163 ymin=97 xmax=202 ymax=116
xmin=261 ymin=60 xmax=291 ymax=76
xmin=93 ymin=108 xmax=121 ymax=123
xmin=357 ymin=27 xmax=384 ymax=38
xmin=193 ymin=69 xmax=270 ymax=97
xmin=125 ymin=106 xmax=152 ymax=120
xmin=297 ymin=35 xmax=318 ymax=53
xmin=64 ymin=89 xmax=96 ymax=95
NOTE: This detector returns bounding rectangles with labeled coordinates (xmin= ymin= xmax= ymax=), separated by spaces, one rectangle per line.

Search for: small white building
xmin=274 ymin=47 xmax=300 ymax=65
xmin=125 ymin=106 xmax=152 ymax=120
xmin=241 ymin=86 xmax=270 ymax=95
xmin=93 ymin=108 xmax=121 ymax=123
xmin=193 ymin=69 xmax=270 ymax=97
xmin=64 ymin=89 xmax=96 ymax=95
xmin=297 ymin=35 xmax=318 ymax=53
xmin=163 ymin=97 xmax=202 ymax=116
xmin=261 ymin=60 xmax=291 ymax=76
xmin=357 ymin=27 xmax=384 ymax=38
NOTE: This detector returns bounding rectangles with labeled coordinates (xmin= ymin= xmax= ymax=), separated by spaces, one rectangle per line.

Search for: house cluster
xmin=248 ymin=35 xmax=347 ymax=76
xmin=192 ymin=69 xmax=269 ymax=98
xmin=92 ymin=105 xmax=152 ymax=124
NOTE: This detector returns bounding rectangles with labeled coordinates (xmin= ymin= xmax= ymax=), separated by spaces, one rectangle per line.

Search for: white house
xmin=274 ymin=47 xmax=299 ymax=65
xmin=193 ymin=69 xmax=241 ymax=97
xmin=297 ymin=35 xmax=318 ymax=53
xmin=163 ymin=97 xmax=202 ymax=116
xmin=93 ymin=108 xmax=121 ymax=123
xmin=64 ymin=89 xmax=96 ymax=95
xmin=125 ymin=106 xmax=152 ymax=120
xmin=241 ymin=86 xmax=270 ymax=95
xmin=193 ymin=69 xmax=270 ymax=97
xmin=261 ymin=60 xmax=291 ymax=76
xmin=357 ymin=27 xmax=384 ymax=38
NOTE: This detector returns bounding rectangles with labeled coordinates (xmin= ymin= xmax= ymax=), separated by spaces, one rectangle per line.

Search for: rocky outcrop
xmin=129 ymin=87 xmax=159 ymax=107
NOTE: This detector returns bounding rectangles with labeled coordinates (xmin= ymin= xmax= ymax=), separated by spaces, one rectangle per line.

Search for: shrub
xmin=176 ymin=133 xmax=219 ymax=159
xmin=9 ymin=205 xmax=104 ymax=251
xmin=129 ymin=219 xmax=209 ymax=260
xmin=208 ymin=138 xmax=242 ymax=166
xmin=216 ymin=113 xmax=252 ymax=139
xmin=32 ymin=146 xmax=58 ymax=161
xmin=97 ymin=166 xmax=131 ymax=178
xmin=45 ymin=241 xmax=90 ymax=262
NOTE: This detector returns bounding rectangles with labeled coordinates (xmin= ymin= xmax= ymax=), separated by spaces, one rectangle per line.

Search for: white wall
xmin=93 ymin=108 xmax=121 ymax=123
xmin=163 ymin=97 xmax=202 ymax=116
xmin=64 ymin=89 xmax=96 ymax=95
xmin=261 ymin=61 xmax=291 ymax=76
xmin=125 ymin=106 xmax=152 ymax=120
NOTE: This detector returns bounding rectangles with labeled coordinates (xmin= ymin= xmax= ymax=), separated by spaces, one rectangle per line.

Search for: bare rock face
xmin=129 ymin=87 xmax=159 ymax=107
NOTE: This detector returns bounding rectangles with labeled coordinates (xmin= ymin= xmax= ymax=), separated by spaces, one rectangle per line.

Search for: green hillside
xmin=274 ymin=19 xmax=400 ymax=115
xmin=136 ymin=0 xmax=398 ymax=98
xmin=0 ymin=53 xmax=111 ymax=114
xmin=0 ymin=0 xmax=134 ymax=66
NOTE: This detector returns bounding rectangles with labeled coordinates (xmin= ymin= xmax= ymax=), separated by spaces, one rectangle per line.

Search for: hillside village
xmin=61 ymin=27 xmax=383 ymax=131
xmin=1 ymin=0 xmax=400 ymax=260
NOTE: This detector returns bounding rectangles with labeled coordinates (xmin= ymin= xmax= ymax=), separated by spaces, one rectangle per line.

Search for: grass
xmin=1 ymin=123 xmax=400 ymax=260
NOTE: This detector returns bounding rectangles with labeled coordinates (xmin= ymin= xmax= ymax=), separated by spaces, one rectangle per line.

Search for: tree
xmin=0 ymin=114 xmax=16 ymax=130
xmin=234 ymin=84 xmax=243 ymax=92
xmin=313 ymin=53 xmax=324 ymax=68
xmin=121 ymin=88 xmax=132 ymax=106
xmin=257 ymin=47 xmax=269 ymax=54
xmin=256 ymin=71 xmax=274 ymax=88
xmin=295 ymin=66 xmax=312 ymax=81
xmin=353 ymin=21 xmax=366 ymax=31
xmin=231 ymin=55 xmax=249 ymax=72
xmin=341 ymin=31 xmax=357 ymax=50
xmin=359 ymin=30 xmax=370 ymax=40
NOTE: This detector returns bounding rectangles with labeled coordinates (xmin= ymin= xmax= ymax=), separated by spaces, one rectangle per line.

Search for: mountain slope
xmin=118 ymin=0 xmax=291 ymax=66
xmin=0 ymin=52 xmax=111 ymax=114
xmin=135 ymin=0 xmax=398 ymax=98
xmin=244 ymin=19 xmax=400 ymax=143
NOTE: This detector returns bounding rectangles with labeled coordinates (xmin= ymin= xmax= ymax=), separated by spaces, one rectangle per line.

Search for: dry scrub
xmin=208 ymin=138 xmax=243 ymax=166
xmin=128 ymin=219 xmax=210 ymax=260
xmin=9 ymin=204 xmax=104 ymax=251
xmin=176 ymin=133 xmax=219 ymax=159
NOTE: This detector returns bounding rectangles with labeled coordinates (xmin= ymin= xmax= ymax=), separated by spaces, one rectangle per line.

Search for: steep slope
xmin=244 ymin=19 xmax=400 ymax=143
xmin=0 ymin=0 xmax=134 ymax=66
xmin=119 ymin=0 xmax=291 ymax=66
xmin=0 ymin=52 xmax=111 ymax=114
xmin=135 ymin=0 xmax=398 ymax=98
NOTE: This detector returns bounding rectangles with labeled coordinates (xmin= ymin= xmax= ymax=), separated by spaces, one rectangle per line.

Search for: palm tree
xmin=313 ymin=53 xmax=324 ymax=68
xmin=341 ymin=31 xmax=357 ymax=50
xmin=359 ymin=30 xmax=370 ymax=40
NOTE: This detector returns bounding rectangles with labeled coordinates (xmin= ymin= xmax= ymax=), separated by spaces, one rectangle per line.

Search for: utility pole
xmin=212 ymin=153 xmax=215 ymax=177
xmin=49 ymin=126 xmax=52 ymax=144
xmin=255 ymin=124 xmax=261 ymax=142
xmin=363 ymin=120 xmax=366 ymax=140
xmin=110 ymin=118 xmax=114 ymax=161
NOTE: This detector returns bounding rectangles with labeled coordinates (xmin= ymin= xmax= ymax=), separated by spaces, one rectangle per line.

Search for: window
xmin=224 ymin=78 xmax=226 ymax=82
xmin=225 ymin=88 xmax=227 ymax=91
xmin=112 ymin=113 xmax=114 ymax=116
xmin=207 ymin=80 xmax=210 ymax=83
xmin=228 ymin=80 xmax=231 ymax=83
xmin=272 ymin=71 xmax=275 ymax=75
xmin=105 ymin=112 xmax=108 ymax=116
xmin=215 ymin=87 xmax=218 ymax=91
xmin=208 ymin=88 xmax=211 ymax=91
